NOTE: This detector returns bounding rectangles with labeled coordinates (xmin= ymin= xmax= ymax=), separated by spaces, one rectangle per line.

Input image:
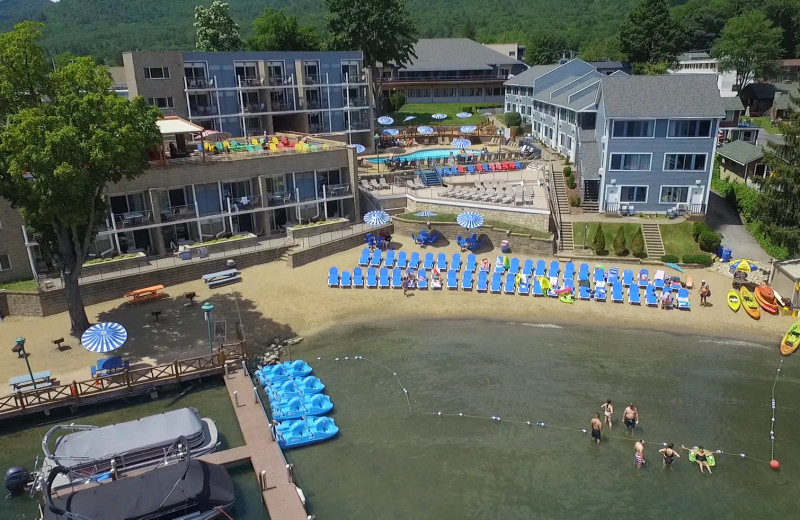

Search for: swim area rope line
xmin=312 ymin=355 xmax=785 ymax=468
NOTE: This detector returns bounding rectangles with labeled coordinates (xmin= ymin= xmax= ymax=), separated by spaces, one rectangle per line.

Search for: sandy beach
xmin=1 ymin=237 xmax=795 ymax=387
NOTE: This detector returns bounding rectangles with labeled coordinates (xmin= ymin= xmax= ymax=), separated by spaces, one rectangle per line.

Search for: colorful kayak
xmin=727 ymin=289 xmax=740 ymax=312
xmin=754 ymin=284 xmax=779 ymax=315
xmin=780 ymin=320 xmax=800 ymax=356
xmin=740 ymin=286 xmax=761 ymax=320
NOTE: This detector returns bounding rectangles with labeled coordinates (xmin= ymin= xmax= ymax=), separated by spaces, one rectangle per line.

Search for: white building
xmin=670 ymin=52 xmax=740 ymax=98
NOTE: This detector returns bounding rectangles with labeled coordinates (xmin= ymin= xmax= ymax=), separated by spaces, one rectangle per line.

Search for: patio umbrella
xmin=456 ymin=112 xmax=472 ymax=118
xmin=451 ymin=138 xmax=472 ymax=150
xmin=377 ymin=116 xmax=394 ymax=125
xmin=457 ymin=211 xmax=484 ymax=229
xmin=197 ymin=131 xmax=232 ymax=143
xmin=348 ymin=143 xmax=366 ymax=154
xmin=364 ymin=210 xmax=391 ymax=226
xmin=81 ymin=322 xmax=128 ymax=354
xmin=415 ymin=210 xmax=437 ymax=217
xmin=730 ymin=259 xmax=758 ymax=272
xmin=460 ymin=125 xmax=477 ymax=133
xmin=431 ymin=113 xmax=448 ymax=120
xmin=403 ymin=116 xmax=416 ymax=122
xmin=382 ymin=128 xmax=399 ymax=136
xmin=417 ymin=126 xmax=435 ymax=135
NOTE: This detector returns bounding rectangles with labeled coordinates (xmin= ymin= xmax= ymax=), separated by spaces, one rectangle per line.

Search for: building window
xmin=0 ymin=253 xmax=10 ymax=271
xmin=147 ymin=97 xmax=174 ymax=109
xmin=668 ymin=119 xmax=712 ymax=138
xmin=664 ymin=153 xmax=707 ymax=171
xmin=620 ymin=186 xmax=648 ymax=202
xmin=612 ymin=120 xmax=654 ymax=138
xmin=660 ymin=186 xmax=690 ymax=203
xmin=609 ymin=153 xmax=651 ymax=171
xmin=144 ymin=67 xmax=170 ymax=79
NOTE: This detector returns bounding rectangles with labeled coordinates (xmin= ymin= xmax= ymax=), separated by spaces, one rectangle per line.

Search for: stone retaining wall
xmin=287 ymin=225 xmax=393 ymax=268
xmin=406 ymin=200 xmax=551 ymax=233
xmin=187 ymin=234 xmax=259 ymax=254
xmin=287 ymin=219 xmax=350 ymax=239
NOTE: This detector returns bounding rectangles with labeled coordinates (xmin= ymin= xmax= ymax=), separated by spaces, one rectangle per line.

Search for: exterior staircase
xmin=418 ymin=169 xmax=443 ymax=186
xmin=641 ymin=223 xmax=665 ymax=259
xmin=560 ymin=223 xmax=574 ymax=252
xmin=551 ymin=173 xmax=570 ymax=216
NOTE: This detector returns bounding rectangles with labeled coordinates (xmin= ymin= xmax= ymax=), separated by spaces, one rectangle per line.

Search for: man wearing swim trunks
xmin=634 ymin=439 xmax=646 ymax=467
xmin=601 ymin=399 xmax=613 ymax=429
xmin=659 ymin=443 xmax=680 ymax=468
xmin=590 ymin=413 xmax=603 ymax=444
xmin=622 ymin=403 xmax=639 ymax=432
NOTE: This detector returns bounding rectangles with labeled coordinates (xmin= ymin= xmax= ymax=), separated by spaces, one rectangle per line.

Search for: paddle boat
xmin=740 ymin=286 xmax=761 ymax=320
xmin=727 ymin=289 xmax=740 ymax=312
xmin=267 ymin=376 xmax=326 ymax=401
xmin=271 ymin=394 xmax=334 ymax=421
xmin=780 ymin=320 xmax=800 ymax=356
xmin=258 ymin=360 xmax=313 ymax=385
xmin=276 ymin=416 xmax=339 ymax=450
xmin=754 ymin=284 xmax=779 ymax=315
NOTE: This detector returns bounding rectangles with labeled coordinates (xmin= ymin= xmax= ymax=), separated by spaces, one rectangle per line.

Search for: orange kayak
xmin=740 ymin=286 xmax=761 ymax=320
xmin=781 ymin=320 xmax=800 ymax=356
xmin=754 ymin=284 xmax=779 ymax=315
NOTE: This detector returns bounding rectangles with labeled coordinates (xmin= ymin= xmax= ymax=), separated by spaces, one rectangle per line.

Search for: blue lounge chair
xmin=364 ymin=233 xmax=373 ymax=247
xmin=409 ymin=252 xmax=420 ymax=269
xmin=480 ymin=163 xmax=491 ymax=172
xmin=462 ymin=270 xmax=474 ymax=290
xmin=370 ymin=249 xmax=382 ymax=267
xmin=607 ymin=267 xmax=619 ymax=286
xmin=467 ymin=165 xmax=477 ymax=174
xmin=514 ymin=161 xmax=523 ymax=169
xmin=353 ymin=267 xmax=364 ymax=288
xmin=423 ymin=252 xmax=434 ymax=270
xmin=450 ymin=166 xmax=459 ymax=175
xmin=548 ymin=261 xmax=560 ymax=278
xmin=612 ymin=280 xmax=624 ymax=303
xmin=518 ymin=277 xmax=530 ymax=295
xmin=532 ymin=278 xmax=544 ymax=296
xmin=654 ymin=272 xmax=665 ymax=290
xmin=366 ymin=268 xmax=378 ymax=288
xmin=466 ymin=254 xmax=477 ymax=271
xmin=391 ymin=268 xmax=403 ymax=289
xmin=417 ymin=269 xmax=428 ymax=289
xmin=340 ymin=271 xmax=351 ymax=288
xmin=451 ymin=253 xmax=462 ymax=271
xmin=508 ymin=257 xmax=520 ymax=275
xmin=622 ymin=269 xmax=634 ymax=287
xmin=426 ymin=231 xmax=440 ymax=246
xmin=456 ymin=235 xmax=468 ymax=251
xmin=437 ymin=252 xmax=447 ymax=271
xmin=396 ymin=251 xmax=408 ymax=269
xmin=578 ymin=263 xmax=590 ymax=282
xmin=434 ymin=167 xmax=445 ymax=177
xmin=677 ymin=288 xmax=691 ymax=310
xmin=504 ymin=273 xmax=516 ymax=294
xmin=535 ymin=260 xmax=546 ymax=277
xmin=579 ymin=285 xmax=592 ymax=300
xmin=358 ymin=248 xmax=370 ymax=266
xmin=593 ymin=267 xmax=605 ymax=287
xmin=491 ymin=272 xmax=503 ymax=293
xmin=447 ymin=270 xmax=458 ymax=289
xmin=645 ymin=285 xmax=658 ymax=307
xmin=379 ymin=267 xmax=390 ymax=288
xmin=374 ymin=236 xmax=386 ymax=251
xmin=411 ymin=232 xmax=424 ymax=246
xmin=564 ymin=279 xmax=575 ymax=295
xmin=594 ymin=286 xmax=607 ymax=302
xmin=522 ymin=259 xmax=534 ymax=276
xmin=476 ymin=270 xmax=488 ymax=292
xmin=384 ymin=250 xmax=396 ymax=268
xmin=327 ymin=267 xmax=339 ymax=287
xmin=629 ymin=285 xmax=641 ymax=305
xmin=638 ymin=269 xmax=650 ymax=288
xmin=563 ymin=262 xmax=575 ymax=281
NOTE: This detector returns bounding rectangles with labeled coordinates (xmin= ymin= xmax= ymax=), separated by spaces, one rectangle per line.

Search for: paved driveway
xmin=706 ymin=191 xmax=772 ymax=264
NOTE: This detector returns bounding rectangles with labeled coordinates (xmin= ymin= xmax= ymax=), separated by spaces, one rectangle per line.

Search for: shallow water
xmin=285 ymin=319 xmax=800 ymax=520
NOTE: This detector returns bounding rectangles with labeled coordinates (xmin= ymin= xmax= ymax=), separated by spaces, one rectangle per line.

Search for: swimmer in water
xmin=659 ymin=443 xmax=680 ymax=468
xmin=634 ymin=439 xmax=646 ymax=468
xmin=681 ymin=445 xmax=721 ymax=474
xmin=590 ymin=413 xmax=602 ymax=444
xmin=601 ymin=399 xmax=613 ymax=429
xmin=622 ymin=403 xmax=639 ymax=432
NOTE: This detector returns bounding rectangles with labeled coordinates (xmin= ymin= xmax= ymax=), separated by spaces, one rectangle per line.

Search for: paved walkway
xmin=705 ymin=191 xmax=772 ymax=264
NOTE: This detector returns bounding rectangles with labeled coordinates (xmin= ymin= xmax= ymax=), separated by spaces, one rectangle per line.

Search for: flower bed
xmin=287 ymin=219 xmax=350 ymax=239
xmin=82 ymin=252 xmax=148 ymax=275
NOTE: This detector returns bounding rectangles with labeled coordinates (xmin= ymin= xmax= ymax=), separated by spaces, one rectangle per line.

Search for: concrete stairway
xmin=581 ymin=199 xmax=599 ymax=213
xmin=551 ymin=173 xmax=570 ymax=216
xmin=641 ymin=223 xmax=665 ymax=258
xmin=560 ymin=223 xmax=574 ymax=252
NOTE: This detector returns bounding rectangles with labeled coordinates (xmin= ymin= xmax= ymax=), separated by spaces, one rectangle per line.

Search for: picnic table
xmin=124 ymin=285 xmax=167 ymax=305
xmin=91 ymin=356 xmax=129 ymax=377
xmin=9 ymin=370 xmax=53 ymax=392
xmin=202 ymin=269 xmax=241 ymax=288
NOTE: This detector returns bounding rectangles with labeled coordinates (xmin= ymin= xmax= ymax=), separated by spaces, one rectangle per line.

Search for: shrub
xmin=567 ymin=173 xmax=577 ymax=189
xmin=682 ymin=253 xmax=714 ymax=266
xmin=698 ymin=230 xmax=721 ymax=253
xmin=630 ymin=228 xmax=646 ymax=258
xmin=569 ymin=195 xmax=582 ymax=207
xmin=692 ymin=221 xmax=711 ymax=241
xmin=563 ymin=166 xmax=572 ymax=177
xmin=660 ymin=254 xmax=680 ymax=263
xmin=591 ymin=223 xmax=606 ymax=254
xmin=503 ymin=111 xmax=522 ymax=127
xmin=389 ymin=90 xmax=405 ymax=112
xmin=612 ymin=227 xmax=628 ymax=256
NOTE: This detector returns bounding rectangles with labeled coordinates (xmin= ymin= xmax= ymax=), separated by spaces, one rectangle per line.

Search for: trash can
xmin=226 ymin=259 xmax=236 ymax=268
xmin=501 ymin=240 xmax=511 ymax=254
xmin=721 ymin=248 xmax=732 ymax=263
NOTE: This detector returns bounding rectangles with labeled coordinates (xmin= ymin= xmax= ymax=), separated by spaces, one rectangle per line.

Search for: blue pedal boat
xmin=258 ymin=360 xmax=313 ymax=385
xmin=271 ymin=394 xmax=334 ymax=421
xmin=276 ymin=416 xmax=340 ymax=450
xmin=267 ymin=376 xmax=326 ymax=401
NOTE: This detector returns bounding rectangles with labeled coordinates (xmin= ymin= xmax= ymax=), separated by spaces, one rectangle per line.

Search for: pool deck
xmin=198 ymin=365 xmax=308 ymax=520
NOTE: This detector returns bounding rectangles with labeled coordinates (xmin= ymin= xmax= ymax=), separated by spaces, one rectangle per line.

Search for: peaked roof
xmin=716 ymin=141 xmax=764 ymax=165
xmin=504 ymin=64 xmax=559 ymax=86
xmin=600 ymin=75 xmax=725 ymax=118
xmin=398 ymin=38 xmax=525 ymax=72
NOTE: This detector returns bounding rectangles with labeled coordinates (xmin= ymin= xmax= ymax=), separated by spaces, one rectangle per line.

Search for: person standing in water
xmin=601 ymin=399 xmax=614 ymax=429
xmin=659 ymin=443 xmax=680 ymax=468
xmin=634 ymin=439 xmax=646 ymax=468
xmin=622 ymin=403 xmax=639 ymax=432
xmin=590 ymin=413 xmax=603 ymax=444
xmin=681 ymin=445 xmax=721 ymax=474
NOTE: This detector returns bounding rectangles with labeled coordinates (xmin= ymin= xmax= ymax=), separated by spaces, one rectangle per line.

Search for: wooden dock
xmin=198 ymin=366 xmax=309 ymax=520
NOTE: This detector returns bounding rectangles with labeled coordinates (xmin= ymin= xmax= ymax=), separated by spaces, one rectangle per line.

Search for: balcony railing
xmin=113 ymin=210 xmax=153 ymax=228
xmin=226 ymin=195 xmax=262 ymax=211
xmin=159 ymin=204 xmax=197 ymax=222
xmin=324 ymin=184 xmax=351 ymax=197
xmin=387 ymin=73 xmax=510 ymax=83
xmin=190 ymin=106 xmax=218 ymax=116
xmin=344 ymin=97 xmax=368 ymax=107
xmin=186 ymin=78 xmax=214 ymax=90
xmin=269 ymin=75 xmax=291 ymax=86
xmin=349 ymin=120 xmax=371 ymax=130
xmin=239 ymin=76 xmax=267 ymax=87
xmin=304 ymin=74 xmax=320 ymax=84
xmin=308 ymin=124 xmax=332 ymax=133
xmin=267 ymin=191 xmax=294 ymax=207
xmin=271 ymin=102 xmax=294 ymax=112
xmin=242 ymin=103 xmax=267 ymax=113
xmin=304 ymin=98 xmax=329 ymax=109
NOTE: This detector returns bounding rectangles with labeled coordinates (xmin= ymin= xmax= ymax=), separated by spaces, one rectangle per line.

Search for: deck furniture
xmin=124 ymin=285 xmax=168 ymax=305
xmin=9 ymin=370 xmax=53 ymax=392
xmin=202 ymin=269 xmax=241 ymax=288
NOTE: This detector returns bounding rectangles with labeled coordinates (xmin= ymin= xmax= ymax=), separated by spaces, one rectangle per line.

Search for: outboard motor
xmin=5 ymin=466 xmax=31 ymax=496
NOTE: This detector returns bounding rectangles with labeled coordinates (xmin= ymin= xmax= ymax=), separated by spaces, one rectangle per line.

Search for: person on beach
xmin=659 ymin=443 xmax=680 ymax=468
xmin=634 ymin=439 xmax=646 ymax=467
xmin=681 ymin=445 xmax=721 ymax=474
xmin=700 ymin=281 xmax=711 ymax=306
xmin=601 ymin=399 xmax=614 ymax=429
xmin=403 ymin=274 xmax=410 ymax=297
xmin=622 ymin=403 xmax=639 ymax=432
xmin=590 ymin=413 xmax=603 ymax=444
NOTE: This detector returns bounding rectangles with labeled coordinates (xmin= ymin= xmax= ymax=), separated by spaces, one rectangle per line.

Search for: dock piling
xmin=260 ymin=470 xmax=267 ymax=491
xmin=234 ymin=390 xmax=239 ymax=407
xmin=254 ymin=386 xmax=258 ymax=403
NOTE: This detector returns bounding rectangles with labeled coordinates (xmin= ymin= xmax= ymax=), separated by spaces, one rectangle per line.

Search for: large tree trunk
xmin=63 ymin=269 xmax=90 ymax=336
xmin=55 ymin=225 xmax=91 ymax=336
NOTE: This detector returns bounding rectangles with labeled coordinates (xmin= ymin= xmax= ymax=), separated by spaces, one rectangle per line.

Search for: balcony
xmin=227 ymin=195 xmax=263 ymax=211
xmin=267 ymin=191 xmax=294 ymax=207
xmin=268 ymin=75 xmax=291 ymax=86
xmin=324 ymin=183 xmax=351 ymax=197
xmin=159 ymin=204 xmax=197 ymax=223
xmin=189 ymin=106 xmax=219 ymax=117
xmin=349 ymin=120 xmax=371 ymax=130
xmin=112 ymin=210 xmax=154 ymax=228
xmin=308 ymin=123 xmax=332 ymax=133
xmin=239 ymin=76 xmax=267 ymax=88
xmin=186 ymin=78 xmax=215 ymax=90
xmin=303 ymin=98 xmax=329 ymax=110
xmin=344 ymin=97 xmax=368 ymax=107
xmin=242 ymin=103 xmax=267 ymax=114
xmin=270 ymin=101 xmax=295 ymax=112
xmin=384 ymin=73 xmax=509 ymax=84
xmin=304 ymin=74 xmax=320 ymax=85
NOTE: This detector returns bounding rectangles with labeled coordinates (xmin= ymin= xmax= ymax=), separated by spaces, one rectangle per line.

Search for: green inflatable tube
xmin=688 ymin=451 xmax=716 ymax=467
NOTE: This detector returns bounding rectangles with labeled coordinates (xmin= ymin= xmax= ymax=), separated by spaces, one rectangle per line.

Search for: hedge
xmin=660 ymin=254 xmax=680 ymax=263
xmin=682 ymin=253 xmax=714 ymax=266
xmin=692 ymin=221 xmax=712 ymax=241
xmin=698 ymin=229 xmax=721 ymax=253
xmin=569 ymin=195 xmax=582 ymax=207
xmin=631 ymin=228 xmax=646 ymax=258
xmin=563 ymin=166 xmax=572 ymax=177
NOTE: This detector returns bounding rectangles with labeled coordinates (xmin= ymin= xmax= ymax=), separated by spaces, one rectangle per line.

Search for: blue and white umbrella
xmin=457 ymin=211 xmax=484 ymax=229
xmin=348 ymin=143 xmax=366 ymax=154
xmin=451 ymin=138 xmax=472 ymax=150
xmin=460 ymin=125 xmax=477 ymax=133
xmin=431 ymin=113 xmax=448 ymax=120
xmin=382 ymin=128 xmax=399 ymax=136
xmin=456 ymin=112 xmax=472 ymax=118
xmin=415 ymin=210 xmax=437 ymax=217
xmin=364 ymin=210 xmax=391 ymax=226
xmin=377 ymin=116 xmax=394 ymax=125
xmin=81 ymin=322 xmax=128 ymax=354
xmin=417 ymin=126 xmax=435 ymax=135
xmin=403 ymin=116 xmax=416 ymax=122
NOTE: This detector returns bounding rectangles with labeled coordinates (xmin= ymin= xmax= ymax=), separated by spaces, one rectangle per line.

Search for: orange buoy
xmin=770 ymin=460 xmax=780 ymax=470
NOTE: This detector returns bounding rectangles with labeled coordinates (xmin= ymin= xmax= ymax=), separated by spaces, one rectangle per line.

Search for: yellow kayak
xmin=727 ymin=289 xmax=740 ymax=312
xmin=781 ymin=320 xmax=800 ymax=356
xmin=740 ymin=286 xmax=761 ymax=320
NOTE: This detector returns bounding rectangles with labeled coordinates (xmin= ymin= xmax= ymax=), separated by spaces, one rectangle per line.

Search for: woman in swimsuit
xmin=681 ymin=445 xmax=720 ymax=474
xmin=601 ymin=399 xmax=613 ymax=429
xmin=659 ymin=443 xmax=680 ymax=468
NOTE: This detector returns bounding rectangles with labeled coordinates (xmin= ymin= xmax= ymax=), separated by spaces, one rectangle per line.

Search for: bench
xmin=9 ymin=370 xmax=53 ymax=392
xmin=202 ymin=269 xmax=239 ymax=282
xmin=207 ymin=276 xmax=242 ymax=289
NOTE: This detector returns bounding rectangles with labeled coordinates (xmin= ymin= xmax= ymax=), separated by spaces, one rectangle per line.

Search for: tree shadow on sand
xmin=96 ymin=290 xmax=296 ymax=367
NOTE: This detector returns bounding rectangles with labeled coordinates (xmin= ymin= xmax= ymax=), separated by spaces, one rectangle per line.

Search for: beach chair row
xmin=435 ymin=162 xmax=523 ymax=176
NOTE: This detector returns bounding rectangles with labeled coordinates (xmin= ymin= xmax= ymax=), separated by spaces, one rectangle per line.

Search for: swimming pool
xmin=367 ymin=148 xmax=478 ymax=164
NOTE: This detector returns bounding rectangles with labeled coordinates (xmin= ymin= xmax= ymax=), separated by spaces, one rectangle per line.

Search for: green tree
xmin=389 ymin=90 xmax=406 ymax=112
xmin=0 ymin=22 xmax=50 ymax=123
xmin=630 ymin=228 xmax=646 ymax=257
xmin=672 ymin=0 xmax=734 ymax=52
xmin=504 ymin=112 xmax=522 ymax=127
xmin=618 ymin=0 xmax=680 ymax=66
xmin=247 ymin=8 xmax=320 ymax=52
xmin=763 ymin=0 xmax=800 ymax=58
xmin=194 ymin=1 xmax=243 ymax=52
xmin=461 ymin=19 xmax=477 ymax=41
xmin=612 ymin=227 xmax=628 ymax=256
xmin=326 ymin=0 xmax=417 ymax=115
xmin=0 ymin=33 xmax=162 ymax=334
xmin=591 ymin=224 xmax=606 ymax=254
xmin=757 ymin=89 xmax=800 ymax=255
xmin=712 ymin=11 xmax=782 ymax=91
xmin=579 ymin=35 xmax=624 ymax=62
xmin=524 ymin=33 xmax=567 ymax=66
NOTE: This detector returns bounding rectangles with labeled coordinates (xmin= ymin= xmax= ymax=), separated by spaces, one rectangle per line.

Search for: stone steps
xmin=551 ymin=174 xmax=570 ymax=215
xmin=641 ymin=223 xmax=665 ymax=258
xmin=560 ymin=223 xmax=574 ymax=252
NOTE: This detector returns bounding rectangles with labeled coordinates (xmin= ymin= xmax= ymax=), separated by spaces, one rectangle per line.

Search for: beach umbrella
xmin=81 ymin=322 xmax=128 ymax=354
xmin=431 ymin=113 xmax=448 ymax=120
xmin=382 ymin=128 xmax=399 ymax=136
xmin=451 ymin=138 xmax=472 ymax=150
xmin=730 ymin=259 xmax=758 ymax=272
xmin=348 ymin=143 xmax=366 ymax=154
xmin=403 ymin=116 xmax=416 ymax=122
xmin=456 ymin=112 xmax=472 ymax=118
xmin=377 ymin=116 xmax=394 ymax=125
xmin=417 ymin=126 xmax=435 ymax=135
xmin=196 ymin=131 xmax=232 ymax=143
xmin=457 ymin=211 xmax=484 ymax=229
xmin=415 ymin=210 xmax=437 ymax=217
xmin=460 ymin=125 xmax=477 ymax=133
xmin=364 ymin=210 xmax=391 ymax=226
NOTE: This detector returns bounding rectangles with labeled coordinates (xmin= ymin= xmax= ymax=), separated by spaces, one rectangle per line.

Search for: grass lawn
xmin=659 ymin=221 xmax=703 ymax=258
xmin=741 ymin=116 xmax=784 ymax=135
xmin=0 ymin=279 xmax=38 ymax=292
xmin=397 ymin=212 xmax=551 ymax=239
xmin=572 ymin=222 xmax=642 ymax=256
xmin=387 ymin=103 xmax=501 ymax=126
